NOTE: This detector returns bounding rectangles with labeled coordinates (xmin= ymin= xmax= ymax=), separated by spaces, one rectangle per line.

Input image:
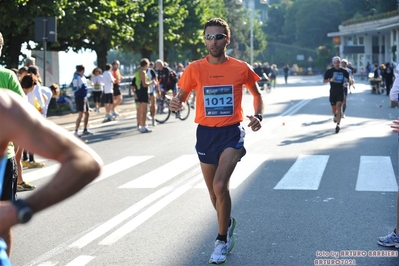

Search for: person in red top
xmin=170 ymin=17 xmax=264 ymax=265
xmin=111 ymin=60 xmax=123 ymax=116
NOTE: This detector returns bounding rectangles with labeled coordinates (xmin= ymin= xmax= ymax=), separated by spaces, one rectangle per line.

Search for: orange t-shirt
xmin=112 ymin=69 xmax=122 ymax=85
xmin=178 ymin=55 xmax=260 ymax=127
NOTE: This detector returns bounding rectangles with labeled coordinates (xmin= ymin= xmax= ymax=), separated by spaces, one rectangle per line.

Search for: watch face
xmin=20 ymin=208 xmax=33 ymax=223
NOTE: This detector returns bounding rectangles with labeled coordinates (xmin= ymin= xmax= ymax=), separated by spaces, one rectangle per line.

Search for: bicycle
xmin=149 ymin=93 xmax=191 ymax=124
xmin=257 ymin=73 xmax=271 ymax=93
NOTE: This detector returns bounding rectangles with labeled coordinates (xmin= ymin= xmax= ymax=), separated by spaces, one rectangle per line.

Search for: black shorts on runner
xmin=195 ymin=123 xmax=246 ymax=165
xmin=113 ymin=84 xmax=121 ymax=96
xmin=92 ymin=91 xmax=102 ymax=103
xmin=75 ymin=97 xmax=90 ymax=112
xmin=103 ymin=93 xmax=113 ymax=104
xmin=136 ymin=88 xmax=149 ymax=103
xmin=329 ymin=88 xmax=344 ymax=106
xmin=0 ymin=157 xmax=17 ymax=202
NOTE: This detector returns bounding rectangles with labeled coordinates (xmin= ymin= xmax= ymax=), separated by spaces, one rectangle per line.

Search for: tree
xmin=293 ymin=0 xmax=345 ymax=48
xmin=0 ymin=0 xmax=65 ymax=68
xmin=54 ymin=0 xmax=143 ymax=70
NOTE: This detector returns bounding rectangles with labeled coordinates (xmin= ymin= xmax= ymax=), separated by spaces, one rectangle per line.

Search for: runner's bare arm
xmin=0 ymin=90 xmax=102 ymax=233
xmin=170 ymin=89 xmax=190 ymax=111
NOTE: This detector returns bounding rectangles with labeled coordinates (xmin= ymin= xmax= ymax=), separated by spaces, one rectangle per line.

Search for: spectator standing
xmin=91 ymin=67 xmax=104 ymax=113
xmin=21 ymin=65 xmax=46 ymax=169
xmin=283 ymin=64 xmax=289 ymax=84
xmin=72 ymin=65 xmax=92 ymax=137
xmin=135 ymin=58 xmax=155 ymax=133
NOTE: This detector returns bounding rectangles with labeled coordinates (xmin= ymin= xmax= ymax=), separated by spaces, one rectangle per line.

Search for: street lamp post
xmin=237 ymin=0 xmax=267 ymax=66
xmin=159 ymin=0 xmax=164 ymax=61
xmin=249 ymin=0 xmax=255 ymax=67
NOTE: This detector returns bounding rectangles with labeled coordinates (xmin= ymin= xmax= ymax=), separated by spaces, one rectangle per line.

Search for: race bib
xmin=203 ymin=85 xmax=234 ymax=117
xmin=94 ymin=83 xmax=101 ymax=90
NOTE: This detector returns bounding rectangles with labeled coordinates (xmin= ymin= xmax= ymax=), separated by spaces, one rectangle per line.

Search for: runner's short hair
xmin=140 ymin=58 xmax=150 ymax=67
xmin=203 ymin=18 xmax=230 ymax=39
xmin=332 ymin=56 xmax=341 ymax=62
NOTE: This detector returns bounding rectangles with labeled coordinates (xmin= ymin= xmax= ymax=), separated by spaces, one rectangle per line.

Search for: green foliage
xmin=1 ymin=0 xmax=397 ymax=71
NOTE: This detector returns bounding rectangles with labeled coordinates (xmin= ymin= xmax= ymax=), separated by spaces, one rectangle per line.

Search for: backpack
xmin=167 ymin=67 xmax=178 ymax=89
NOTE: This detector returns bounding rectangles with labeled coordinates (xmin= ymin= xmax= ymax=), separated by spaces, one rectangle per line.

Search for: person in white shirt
xmin=91 ymin=67 xmax=104 ymax=113
xmin=102 ymin=64 xmax=115 ymax=120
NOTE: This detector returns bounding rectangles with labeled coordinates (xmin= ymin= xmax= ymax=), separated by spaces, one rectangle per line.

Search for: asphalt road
xmin=10 ymin=75 xmax=399 ymax=266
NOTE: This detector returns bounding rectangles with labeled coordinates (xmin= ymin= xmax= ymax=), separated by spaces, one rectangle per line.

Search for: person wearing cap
xmin=340 ymin=59 xmax=354 ymax=118
xmin=323 ymin=56 xmax=350 ymax=134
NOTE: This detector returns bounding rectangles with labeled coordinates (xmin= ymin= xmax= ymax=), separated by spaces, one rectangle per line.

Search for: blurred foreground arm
xmin=0 ymin=90 xmax=102 ymax=233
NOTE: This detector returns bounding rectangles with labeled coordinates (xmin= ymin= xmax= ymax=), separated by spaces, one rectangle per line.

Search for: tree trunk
xmin=95 ymin=47 xmax=108 ymax=71
xmin=5 ymin=34 xmax=24 ymax=69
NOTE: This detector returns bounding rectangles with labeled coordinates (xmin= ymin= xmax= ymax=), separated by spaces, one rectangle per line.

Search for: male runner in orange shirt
xmin=170 ymin=18 xmax=264 ymax=265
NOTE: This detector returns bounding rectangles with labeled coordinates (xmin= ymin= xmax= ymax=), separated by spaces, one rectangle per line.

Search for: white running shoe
xmin=209 ymin=240 xmax=227 ymax=265
xmin=227 ymin=217 xmax=236 ymax=253
xmin=378 ymin=230 xmax=399 ymax=248
xmin=140 ymin=127 xmax=152 ymax=133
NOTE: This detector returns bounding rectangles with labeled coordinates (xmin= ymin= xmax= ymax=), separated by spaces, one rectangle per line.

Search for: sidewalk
xmin=47 ymin=94 xmax=137 ymax=131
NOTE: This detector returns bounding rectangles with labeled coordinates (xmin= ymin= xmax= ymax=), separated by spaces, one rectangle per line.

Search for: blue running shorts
xmin=195 ymin=123 xmax=246 ymax=165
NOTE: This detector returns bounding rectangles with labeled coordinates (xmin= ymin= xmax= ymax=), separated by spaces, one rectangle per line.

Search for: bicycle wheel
xmin=178 ymin=102 xmax=191 ymax=121
xmin=155 ymin=98 xmax=171 ymax=124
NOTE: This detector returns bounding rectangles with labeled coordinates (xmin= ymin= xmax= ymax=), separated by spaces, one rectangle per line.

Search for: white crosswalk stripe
xmin=274 ymin=155 xmax=330 ymax=190
xmin=24 ymin=154 xmax=397 ymax=193
xmin=119 ymin=155 xmax=198 ymax=188
xmin=355 ymin=156 xmax=398 ymax=192
xmin=194 ymin=154 xmax=271 ymax=189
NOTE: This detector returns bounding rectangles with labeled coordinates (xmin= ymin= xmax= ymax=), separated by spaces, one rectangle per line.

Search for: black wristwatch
xmin=254 ymin=114 xmax=263 ymax=122
xmin=13 ymin=199 xmax=34 ymax=224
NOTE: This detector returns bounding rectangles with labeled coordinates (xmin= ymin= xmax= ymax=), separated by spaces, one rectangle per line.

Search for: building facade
xmin=327 ymin=11 xmax=399 ymax=75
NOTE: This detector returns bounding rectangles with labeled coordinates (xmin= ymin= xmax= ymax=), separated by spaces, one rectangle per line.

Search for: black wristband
xmin=254 ymin=114 xmax=263 ymax=121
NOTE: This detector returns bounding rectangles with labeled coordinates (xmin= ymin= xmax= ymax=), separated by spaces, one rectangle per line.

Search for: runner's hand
xmin=247 ymin=115 xmax=262 ymax=132
xmin=170 ymin=97 xmax=182 ymax=111
xmin=391 ymin=118 xmax=399 ymax=133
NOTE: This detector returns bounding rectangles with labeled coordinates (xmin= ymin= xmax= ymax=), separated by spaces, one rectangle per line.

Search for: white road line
xmin=68 ymin=187 xmax=173 ymax=249
xmin=356 ymin=156 xmax=398 ymax=192
xmin=274 ymin=155 xmax=329 ymax=190
xmin=245 ymin=99 xmax=312 ymax=147
xmin=118 ymin=155 xmax=198 ymax=188
xmin=92 ymin=156 xmax=153 ymax=184
xmin=37 ymin=262 xmax=58 ymax=266
xmin=99 ymin=185 xmax=193 ymax=245
xmin=24 ymin=156 xmax=152 ymax=184
xmin=64 ymin=256 xmax=95 ymax=266
xmin=194 ymin=154 xmax=271 ymax=189
xmin=24 ymin=164 xmax=60 ymax=182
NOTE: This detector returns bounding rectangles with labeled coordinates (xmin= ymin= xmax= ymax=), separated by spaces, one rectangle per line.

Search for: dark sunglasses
xmin=204 ymin=33 xmax=227 ymax=41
